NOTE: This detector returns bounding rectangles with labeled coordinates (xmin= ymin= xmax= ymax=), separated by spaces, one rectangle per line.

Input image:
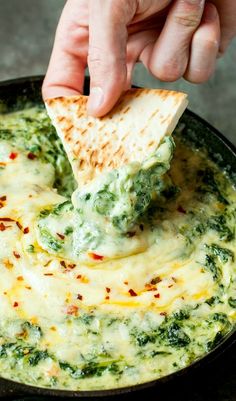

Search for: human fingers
xmin=184 ymin=3 xmax=220 ymax=83
xmin=148 ymin=0 xmax=205 ymax=81
xmin=42 ymin=0 xmax=88 ymax=100
xmin=87 ymin=0 xmax=138 ymax=117
xmin=211 ymin=0 xmax=236 ymax=55
xmin=125 ymin=29 xmax=160 ymax=89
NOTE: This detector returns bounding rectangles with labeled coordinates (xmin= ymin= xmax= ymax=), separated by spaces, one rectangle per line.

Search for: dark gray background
xmin=0 ymin=1 xmax=235 ymax=401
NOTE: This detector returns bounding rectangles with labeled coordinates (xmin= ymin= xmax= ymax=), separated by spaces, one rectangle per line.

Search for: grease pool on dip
xmin=0 ymin=107 xmax=235 ymax=391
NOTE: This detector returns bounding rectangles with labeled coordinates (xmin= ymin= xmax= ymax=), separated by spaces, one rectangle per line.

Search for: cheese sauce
xmin=0 ymin=107 xmax=235 ymax=390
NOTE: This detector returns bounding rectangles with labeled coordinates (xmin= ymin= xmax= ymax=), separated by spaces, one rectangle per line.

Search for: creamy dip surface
xmin=0 ymin=107 xmax=235 ymax=391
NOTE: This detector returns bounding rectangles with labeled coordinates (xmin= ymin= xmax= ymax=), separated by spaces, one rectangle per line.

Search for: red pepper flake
xmin=0 ymin=222 xmax=8 ymax=231
xmin=60 ymin=260 xmax=67 ymax=269
xmin=13 ymin=302 xmax=19 ymax=308
xmin=105 ymin=296 xmax=110 ymax=300
xmin=172 ymin=277 xmax=177 ymax=283
xmin=145 ymin=283 xmax=157 ymax=291
xmin=0 ymin=196 xmax=7 ymax=201
xmin=124 ymin=281 xmax=129 ymax=285
xmin=17 ymin=276 xmax=24 ymax=281
xmin=68 ymin=263 xmax=76 ymax=270
xmin=177 ymin=206 xmax=186 ymax=214
xmin=160 ymin=312 xmax=167 ymax=316
xmin=66 ymin=305 xmax=79 ymax=316
xmin=76 ymin=274 xmax=82 ymax=279
xmin=13 ymin=251 xmax=20 ymax=259
xmin=168 ymin=284 xmax=173 ymax=288
xmin=150 ymin=276 xmax=162 ymax=285
xmin=106 ymin=287 xmax=111 ymax=293
xmin=16 ymin=221 xmax=23 ymax=230
xmin=9 ymin=152 xmax=18 ymax=160
xmin=57 ymin=232 xmax=65 ymax=240
xmin=88 ymin=252 xmax=104 ymax=261
xmin=129 ymin=289 xmax=138 ymax=297
xmin=77 ymin=294 xmax=83 ymax=301
xmin=0 ymin=217 xmax=14 ymax=222
xmin=23 ymin=227 xmax=29 ymax=234
xmin=44 ymin=273 xmax=53 ymax=276
xmin=27 ymin=152 xmax=37 ymax=160
xmin=25 ymin=286 xmax=32 ymax=290
xmin=154 ymin=293 xmax=160 ymax=299
xmin=0 ymin=202 xmax=4 ymax=209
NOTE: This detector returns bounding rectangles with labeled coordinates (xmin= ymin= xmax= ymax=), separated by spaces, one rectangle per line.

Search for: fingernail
xmin=186 ymin=0 xmax=204 ymax=5
xmin=87 ymin=87 xmax=104 ymax=115
xmin=203 ymin=3 xmax=217 ymax=22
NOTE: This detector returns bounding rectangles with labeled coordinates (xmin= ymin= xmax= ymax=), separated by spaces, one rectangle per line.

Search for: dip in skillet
xmin=0 ymin=90 xmax=235 ymax=391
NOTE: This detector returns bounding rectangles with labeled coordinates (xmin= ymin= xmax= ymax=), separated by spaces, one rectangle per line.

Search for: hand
xmin=43 ymin=0 xmax=236 ymax=117
xmin=211 ymin=0 xmax=236 ymax=55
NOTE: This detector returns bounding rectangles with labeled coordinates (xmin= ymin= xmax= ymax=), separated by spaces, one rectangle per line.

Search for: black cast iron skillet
xmin=0 ymin=76 xmax=235 ymax=400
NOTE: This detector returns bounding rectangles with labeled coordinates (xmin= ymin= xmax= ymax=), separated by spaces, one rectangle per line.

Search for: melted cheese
xmin=0 ymin=107 xmax=235 ymax=391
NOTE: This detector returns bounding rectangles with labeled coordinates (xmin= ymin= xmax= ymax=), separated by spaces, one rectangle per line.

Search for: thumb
xmin=87 ymin=0 xmax=135 ymax=117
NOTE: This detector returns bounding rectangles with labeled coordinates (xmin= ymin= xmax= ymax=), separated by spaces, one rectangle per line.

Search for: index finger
xmin=87 ymin=0 xmax=136 ymax=117
xmin=42 ymin=0 xmax=88 ymax=100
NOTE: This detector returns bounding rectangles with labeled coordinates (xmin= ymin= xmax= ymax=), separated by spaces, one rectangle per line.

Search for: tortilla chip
xmin=45 ymin=89 xmax=188 ymax=185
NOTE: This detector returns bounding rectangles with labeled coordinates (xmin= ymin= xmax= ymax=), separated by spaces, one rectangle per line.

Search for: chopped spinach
xmin=0 ymin=342 xmax=50 ymax=366
xmin=198 ymin=168 xmax=229 ymax=205
xmin=64 ymin=226 xmax=73 ymax=235
xmin=206 ymin=244 xmax=234 ymax=263
xmin=26 ymin=244 xmax=35 ymax=253
xmin=21 ymin=321 xmax=43 ymax=341
xmin=93 ymin=189 xmax=116 ymax=215
xmin=59 ymin=360 xmax=123 ymax=379
xmin=0 ymin=343 xmax=15 ymax=358
xmin=204 ymin=254 xmax=221 ymax=281
xmin=51 ymin=200 xmax=73 ymax=216
xmin=38 ymin=227 xmax=62 ymax=252
xmin=205 ymin=296 xmax=222 ymax=306
xmin=208 ymin=215 xmax=234 ymax=242
xmin=228 ymin=297 xmax=236 ymax=308
xmin=211 ymin=313 xmax=230 ymax=325
xmin=165 ymin=322 xmax=190 ymax=348
xmin=28 ymin=350 xmax=50 ymax=366
xmin=74 ymin=136 xmax=174 ymax=236
xmin=173 ymin=310 xmax=190 ymax=321
xmin=134 ymin=331 xmax=157 ymax=347
xmin=0 ymin=109 xmax=75 ymax=196
xmin=207 ymin=332 xmax=224 ymax=351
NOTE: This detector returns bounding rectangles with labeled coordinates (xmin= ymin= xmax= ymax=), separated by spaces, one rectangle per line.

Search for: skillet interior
xmin=0 ymin=76 xmax=235 ymax=400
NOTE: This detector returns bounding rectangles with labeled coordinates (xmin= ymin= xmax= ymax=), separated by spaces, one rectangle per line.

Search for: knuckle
xmin=185 ymin=67 xmax=214 ymax=84
xmin=88 ymin=46 xmax=126 ymax=70
xmin=185 ymin=72 xmax=210 ymax=84
xmin=174 ymin=13 xmax=201 ymax=28
xmin=194 ymin=35 xmax=219 ymax=52
xmin=88 ymin=47 xmax=127 ymax=84
xmin=150 ymin=61 xmax=184 ymax=82
xmin=174 ymin=0 xmax=204 ymax=28
xmin=204 ymin=39 xmax=219 ymax=52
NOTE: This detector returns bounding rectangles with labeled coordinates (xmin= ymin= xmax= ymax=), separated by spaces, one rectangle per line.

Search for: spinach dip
xmin=0 ymin=107 xmax=235 ymax=391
